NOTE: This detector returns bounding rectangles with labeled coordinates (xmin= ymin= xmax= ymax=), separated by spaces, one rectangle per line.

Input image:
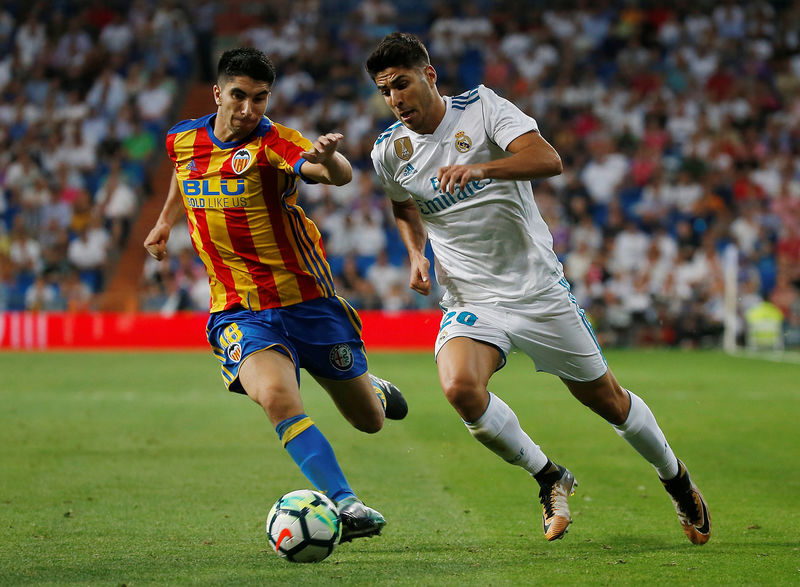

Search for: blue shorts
xmin=206 ymin=296 xmax=368 ymax=393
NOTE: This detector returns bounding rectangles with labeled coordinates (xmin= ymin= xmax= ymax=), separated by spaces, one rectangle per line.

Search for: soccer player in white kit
xmin=366 ymin=33 xmax=711 ymax=545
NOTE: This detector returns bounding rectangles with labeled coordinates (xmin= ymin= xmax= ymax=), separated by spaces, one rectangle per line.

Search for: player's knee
xmin=350 ymin=410 xmax=384 ymax=434
xmin=440 ymin=373 xmax=482 ymax=411
xmin=249 ymin=385 xmax=296 ymax=421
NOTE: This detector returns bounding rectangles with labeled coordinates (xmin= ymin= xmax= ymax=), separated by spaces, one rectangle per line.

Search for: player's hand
xmin=437 ymin=164 xmax=485 ymax=195
xmin=409 ymin=256 xmax=431 ymax=296
xmin=144 ymin=223 xmax=171 ymax=261
xmin=302 ymin=133 xmax=344 ymax=164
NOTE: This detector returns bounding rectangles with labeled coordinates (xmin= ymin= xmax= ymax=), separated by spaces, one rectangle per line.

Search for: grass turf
xmin=1 ymin=349 xmax=798 ymax=585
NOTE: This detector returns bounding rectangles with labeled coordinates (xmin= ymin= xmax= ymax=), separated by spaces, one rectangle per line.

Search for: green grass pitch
xmin=1 ymin=349 xmax=798 ymax=585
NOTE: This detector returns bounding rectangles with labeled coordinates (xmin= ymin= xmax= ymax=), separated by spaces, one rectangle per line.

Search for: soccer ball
xmin=266 ymin=489 xmax=341 ymax=563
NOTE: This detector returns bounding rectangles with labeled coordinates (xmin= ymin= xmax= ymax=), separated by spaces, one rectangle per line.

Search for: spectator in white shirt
xmin=95 ymin=164 xmax=138 ymax=246
xmin=580 ymin=133 xmax=628 ymax=207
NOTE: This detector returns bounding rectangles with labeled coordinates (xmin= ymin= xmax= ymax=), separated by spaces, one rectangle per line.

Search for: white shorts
xmin=434 ymin=277 xmax=607 ymax=382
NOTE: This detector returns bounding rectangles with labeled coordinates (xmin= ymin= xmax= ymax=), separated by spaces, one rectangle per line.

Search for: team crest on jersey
xmin=329 ymin=343 xmax=354 ymax=371
xmin=454 ymin=131 xmax=472 ymax=153
xmin=227 ymin=342 xmax=242 ymax=362
xmin=231 ymin=149 xmax=252 ymax=174
xmin=394 ymin=137 xmax=413 ymax=161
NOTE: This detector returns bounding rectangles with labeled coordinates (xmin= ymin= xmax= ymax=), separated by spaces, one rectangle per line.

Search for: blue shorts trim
xmin=206 ymin=296 xmax=368 ymax=393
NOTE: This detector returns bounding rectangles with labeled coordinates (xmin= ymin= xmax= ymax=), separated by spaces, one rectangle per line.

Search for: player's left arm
xmin=299 ymin=132 xmax=353 ymax=186
xmin=436 ymin=131 xmax=562 ymax=195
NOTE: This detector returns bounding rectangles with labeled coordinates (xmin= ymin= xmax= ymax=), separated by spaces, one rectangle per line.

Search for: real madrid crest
xmin=231 ymin=148 xmax=252 ymax=174
xmin=394 ymin=137 xmax=413 ymax=161
xmin=454 ymin=131 xmax=472 ymax=153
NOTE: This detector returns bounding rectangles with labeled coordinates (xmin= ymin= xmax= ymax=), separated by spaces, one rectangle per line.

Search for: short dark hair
xmin=217 ymin=47 xmax=276 ymax=86
xmin=366 ymin=32 xmax=430 ymax=79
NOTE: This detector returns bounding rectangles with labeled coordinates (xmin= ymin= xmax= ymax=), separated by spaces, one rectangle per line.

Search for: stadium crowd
xmin=0 ymin=0 xmax=194 ymax=311
xmin=2 ymin=0 xmax=800 ymax=349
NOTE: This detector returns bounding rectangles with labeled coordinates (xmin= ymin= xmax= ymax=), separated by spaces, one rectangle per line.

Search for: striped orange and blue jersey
xmin=166 ymin=114 xmax=335 ymax=312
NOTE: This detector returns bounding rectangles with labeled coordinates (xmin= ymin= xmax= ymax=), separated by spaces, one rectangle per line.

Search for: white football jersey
xmin=371 ymin=85 xmax=563 ymax=306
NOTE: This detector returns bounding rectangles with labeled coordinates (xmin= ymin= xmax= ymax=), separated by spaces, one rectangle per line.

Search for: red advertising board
xmin=0 ymin=311 xmax=441 ymax=351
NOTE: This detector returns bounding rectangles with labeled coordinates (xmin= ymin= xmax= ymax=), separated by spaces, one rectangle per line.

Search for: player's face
xmin=213 ymin=75 xmax=271 ymax=142
xmin=374 ymin=65 xmax=445 ymax=134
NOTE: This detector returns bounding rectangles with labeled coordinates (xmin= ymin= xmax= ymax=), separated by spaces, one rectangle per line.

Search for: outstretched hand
xmin=302 ymin=133 xmax=344 ymax=164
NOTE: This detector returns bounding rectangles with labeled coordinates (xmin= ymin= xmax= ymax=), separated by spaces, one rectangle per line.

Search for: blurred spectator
xmin=61 ymin=268 xmax=94 ymax=312
xmin=15 ymin=11 xmax=46 ymax=69
xmin=366 ymin=249 xmax=406 ymax=300
xmin=135 ymin=69 xmax=174 ymax=132
xmin=581 ymin=133 xmax=628 ymax=209
xmin=8 ymin=218 xmax=42 ymax=277
xmin=86 ymin=66 xmax=128 ymax=117
xmin=99 ymin=12 xmax=134 ymax=57
xmin=67 ymin=219 xmax=109 ymax=292
xmin=336 ymin=254 xmax=381 ymax=310
xmin=24 ymin=274 xmax=61 ymax=311
xmin=95 ymin=162 xmax=138 ymax=247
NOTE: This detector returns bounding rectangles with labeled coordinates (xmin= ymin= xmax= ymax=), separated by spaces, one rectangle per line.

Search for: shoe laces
xmin=539 ymin=478 xmax=568 ymax=518
xmin=672 ymin=487 xmax=701 ymax=524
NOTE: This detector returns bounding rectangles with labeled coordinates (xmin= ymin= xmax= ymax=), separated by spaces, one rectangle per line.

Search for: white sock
xmin=613 ymin=390 xmax=679 ymax=479
xmin=464 ymin=392 xmax=549 ymax=475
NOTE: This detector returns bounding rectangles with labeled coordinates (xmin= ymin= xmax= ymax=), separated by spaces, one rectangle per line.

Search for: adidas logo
xmin=187 ymin=160 xmax=197 ymax=171
xmin=402 ymin=163 xmax=417 ymax=178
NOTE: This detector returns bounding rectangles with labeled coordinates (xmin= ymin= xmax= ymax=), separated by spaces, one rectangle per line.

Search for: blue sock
xmin=276 ymin=414 xmax=356 ymax=503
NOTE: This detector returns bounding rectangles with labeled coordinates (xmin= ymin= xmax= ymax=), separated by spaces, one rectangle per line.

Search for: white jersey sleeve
xmin=479 ymin=85 xmax=538 ymax=150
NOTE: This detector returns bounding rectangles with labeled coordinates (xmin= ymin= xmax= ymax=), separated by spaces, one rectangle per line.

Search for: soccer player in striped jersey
xmin=144 ymin=47 xmax=406 ymax=543
xmin=366 ymin=33 xmax=710 ymax=545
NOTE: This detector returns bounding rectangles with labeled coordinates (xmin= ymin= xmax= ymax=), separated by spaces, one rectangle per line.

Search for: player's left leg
xmin=289 ymin=296 xmax=408 ymax=430
xmin=369 ymin=374 xmax=409 ymax=420
xmin=310 ymin=373 xmax=397 ymax=542
xmin=313 ymin=373 xmax=408 ymax=433
xmin=437 ymin=334 xmax=575 ymax=541
xmin=563 ymin=371 xmax=711 ymax=544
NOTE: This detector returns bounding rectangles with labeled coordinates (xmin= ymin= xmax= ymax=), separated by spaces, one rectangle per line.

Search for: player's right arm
xmin=144 ymin=171 xmax=183 ymax=261
xmin=391 ymin=198 xmax=431 ymax=296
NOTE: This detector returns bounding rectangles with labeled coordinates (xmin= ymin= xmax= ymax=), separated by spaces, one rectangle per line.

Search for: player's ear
xmin=213 ymin=84 xmax=222 ymax=106
xmin=424 ymin=65 xmax=437 ymax=87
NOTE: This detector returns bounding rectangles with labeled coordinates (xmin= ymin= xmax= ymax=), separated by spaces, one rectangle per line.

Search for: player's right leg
xmin=436 ymin=334 xmax=574 ymax=541
xmin=240 ymin=351 xmax=386 ymax=540
xmin=564 ymin=371 xmax=711 ymax=544
xmin=661 ymin=460 xmax=711 ymax=545
xmin=238 ymin=349 xmax=357 ymax=503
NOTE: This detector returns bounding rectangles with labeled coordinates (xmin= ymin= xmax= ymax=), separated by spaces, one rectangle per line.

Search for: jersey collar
xmin=428 ymin=96 xmax=457 ymax=142
xmin=205 ymin=115 xmax=273 ymax=149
